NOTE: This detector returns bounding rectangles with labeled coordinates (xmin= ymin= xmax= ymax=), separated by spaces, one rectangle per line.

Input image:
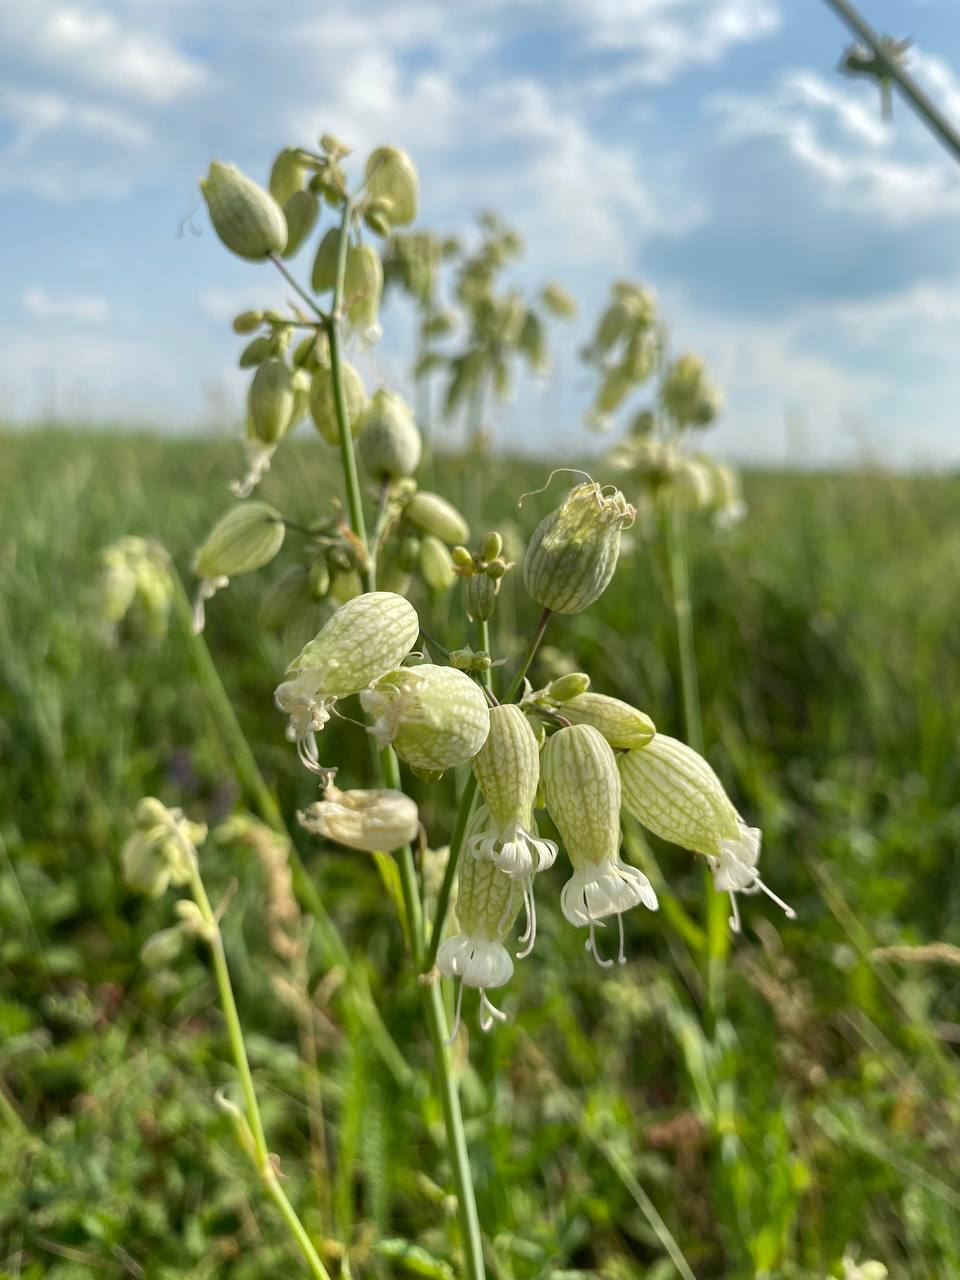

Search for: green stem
xmin=170 ymin=571 xmax=411 ymax=1087
xmin=425 ymin=773 xmax=479 ymax=970
xmin=382 ymin=745 xmax=425 ymax=960
xmin=270 ymin=254 xmax=331 ymax=324
xmin=504 ymin=608 xmax=551 ymax=703
xmin=822 ymin=0 xmax=960 ymax=166
xmin=186 ymin=849 xmax=331 ymax=1280
xmin=664 ymin=498 xmax=728 ymax=1019
xmin=476 ymin=618 xmax=493 ymax=695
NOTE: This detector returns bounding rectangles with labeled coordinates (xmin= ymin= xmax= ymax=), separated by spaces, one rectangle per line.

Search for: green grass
xmin=2 ymin=426 xmax=959 ymax=1279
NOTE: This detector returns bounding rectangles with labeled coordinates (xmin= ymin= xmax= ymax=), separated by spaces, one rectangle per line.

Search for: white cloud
xmin=22 ymin=286 xmax=111 ymax=324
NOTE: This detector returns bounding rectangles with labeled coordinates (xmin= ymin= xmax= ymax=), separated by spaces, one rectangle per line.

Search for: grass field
xmin=3 ymin=427 xmax=960 ymax=1279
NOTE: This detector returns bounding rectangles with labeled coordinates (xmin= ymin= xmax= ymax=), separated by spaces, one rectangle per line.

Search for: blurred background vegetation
xmin=2 ymin=427 xmax=959 ymax=1279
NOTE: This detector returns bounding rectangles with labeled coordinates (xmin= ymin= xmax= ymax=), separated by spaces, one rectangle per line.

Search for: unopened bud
xmin=480 ymin=531 xmax=503 ymax=562
xmin=364 ymin=146 xmax=419 ymax=227
xmin=268 ymin=147 xmax=306 ymax=206
xmin=232 ymin=310 xmax=263 ymax=334
xmin=195 ymin=502 xmax=285 ymax=580
xmin=523 ymin=482 xmax=634 ymax=615
xmin=298 ymin=785 xmax=419 ymax=853
xmin=404 ymin=491 xmax=469 ymax=544
xmin=311 ymin=227 xmax=340 ymax=293
xmin=484 ymin=557 xmax=508 ymax=580
xmin=248 ymin=357 xmax=295 ymax=444
xmin=344 ymin=243 xmax=383 ymax=330
xmin=451 ymin=545 xmax=475 ymax=572
xmin=545 ymin=672 xmax=591 ymax=701
xmin=200 ymin=162 xmax=287 ymax=260
xmin=238 ymin=335 xmax=275 ymax=368
xmin=358 ymin=389 xmax=422 ymax=479
xmin=140 ymin=927 xmax=184 ymax=968
xmin=310 ymin=362 xmax=368 ymax=445
xmin=282 ymin=188 xmax=319 ymax=258
xmin=419 ymin=534 xmax=456 ymax=592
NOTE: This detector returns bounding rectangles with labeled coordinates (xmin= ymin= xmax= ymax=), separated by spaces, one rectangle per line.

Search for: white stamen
xmin=516 ymin=880 xmax=537 ymax=960
xmin=617 ymin=912 xmax=626 ymax=965
xmin=586 ymin=921 xmax=614 ymax=969
xmin=478 ymin=989 xmax=507 ymax=1032
xmin=728 ymin=890 xmax=742 ymax=934
xmin=444 ymin=980 xmax=465 ymax=1045
xmin=756 ymin=878 xmax=797 ymax=920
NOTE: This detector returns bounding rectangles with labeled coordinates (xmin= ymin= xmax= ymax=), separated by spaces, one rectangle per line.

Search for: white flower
xmin=298 ymin=784 xmax=419 ymax=853
xmin=467 ymin=807 xmax=556 ymax=959
xmin=707 ymin=821 xmax=796 ymax=934
xmin=560 ymin=857 xmax=658 ymax=967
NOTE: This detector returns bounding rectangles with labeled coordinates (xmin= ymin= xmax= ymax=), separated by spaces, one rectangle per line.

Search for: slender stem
xmin=370 ymin=479 xmax=392 ymax=588
xmin=476 ymin=619 xmax=493 ymax=695
xmin=170 ymin=571 xmax=411 ymax=1087
xmin=381 ymin=746 xmax=424 ymax=960
xmin=270 ymin=253 xmax=331 ymax=324
xmin=822 ymin=0 xmax=960 ymax=166
xmin=425 ymin=773 xmax=479 ymax=970
xmin=664 ymin=498 xmax=728 ymax=1020
xmin=504 ymin=608 xmax=551 ymax=703
xmin=185 ymin=849 xmax=331 ymax=1280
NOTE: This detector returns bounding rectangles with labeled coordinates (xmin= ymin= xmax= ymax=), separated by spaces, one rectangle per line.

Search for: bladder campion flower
xmin=199 ymin=162 xmax=287 ymax=261
xmin=469 ymin=704 xmax=557 ymax=956
xmin=360 ymin=664 xmax=490 ymax=775
xmin=530 ymin=683 xmax=656 ymax=749
xmin=298 ymin=784 xmax=419 ymax=852
xmin=618 ymin=735 xmax=794 ymax=932
xmin=541 ymin=724 xmax=657 ymax=966
xmin=523 ymin=481 xmax=635 ymax=614
xmin=193 ymin=502 xmax=286 ymax=633
xmin=437 ymin=849 xmax=521 ymax=1038
xmin=121 ymin=798 xmax=204 ymax=898
xmin=276 ymin=592 xmax=419 ymax=772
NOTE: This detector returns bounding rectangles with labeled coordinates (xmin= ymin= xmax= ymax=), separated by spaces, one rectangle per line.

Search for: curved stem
xmin=504 ymin=607 xmax=551 ymax=703
xmin=269 ymin=253 xmax=330 ymax=324
xmin=425 ymin=773 xmax=479 ymax=970
xmin=476 ymin=618 xmax=493 ymax=695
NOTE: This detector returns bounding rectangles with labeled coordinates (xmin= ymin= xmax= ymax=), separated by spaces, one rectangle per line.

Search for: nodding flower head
xmin=436 ymin=851 xmax=521 ymax=1039
xmin=541 ymin=724 xmax=657 ymax=967
xmin=618 ymin=735 xmax=794 ymax=933
xmin=192 ymin=501 xmax=286 ymax=633
xmin=468 ymin=704 xmax=557 ymax=957
xmin=360 ymin=663 xmax=489 ymax=775
xmin=121 ymin=798 xmax=205 ymax=899
xmin=298 ymin=783 xmax=419 ymax=853
xmin=276 ymin=592 xmax=419 ymax=773
xmin=523 ymin=481 xmax=635 ymax=615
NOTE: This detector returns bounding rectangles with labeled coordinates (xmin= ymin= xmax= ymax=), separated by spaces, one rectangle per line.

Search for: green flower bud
xmin=320 ymin=132 xmax=350 ymax=158
xmin=452 ymin=544 xmax=475 ymax=572
xmin=544 ymin=672 xmax=591 ymax=701
xmin=260 ymin=565 xmax=312 ymax=630
xmin=329 ymin=568 xmax=363 ymax=603
xmin=560 ymin=692 xmax=655 ymax=749
xmin=419 ymin=534 xmax=455 ymax=592
xmin=311 ymin=227 xmax=340 ymax=293
xmin=269 ymin=147 xmax=306 ymax=206
xmin=278 ymin=593 xmax=420 ymax=769
xmin=122 ymin=800 xmax=204 ymax=898
xmin=195 ymin=501 xmax=284 ymax=589
xmin=358 ymin=389 xmax=422 ymax=479
xmin=200 ymin=162 xmax=287 ymax=260
xmin=540 ymin=282 xmax=577 ymax=319
xmin=361 ymin=664 xmax=490 ymax=773
xmin=345 ymin=243 xmax=383 ymax=331
xmin=484 ymin=558 xmax=508 ymax=580
xmin=248 ymin=358 xmax=295 ymax=444
xmin=238 ymin=334 xmax=275 ymax=368
xmin=140 ymin=926 xmax=184 ymax=968
xmin=594 ymin=367 xmax=631 ymax=415
xmin=364 ymin=146 xmax=419 ymax=227
xmin=309 ymin=362 xmax=368 ymax=445
xmin=660 ymin=353 xmax=722 ymax=428
xmin=542 ymin=724 xmax=657 ymax=961
xmin=480 ymin=531 xmax=503 ymax=561
xmin=298 ymin=784 xmax=419 ymax=853
xmin=404 ymin=491 xmax=469 ymax=544
xmin=308 ymin=558 xmax=331 ymax=599
xmin=523 ymin=482 xmax=635 ymax=615
xmin=398 ymin=533 xmax=421 ymax=571
xmin=282 ymin=188 xmax=319 ymax=258
xmin=465 ymin=572 xmax=498 ymax=622
xmin=232 ymin=310 xmax=264 ymax=334
xmin=437 ymin=852 xmax=519 ymax=1035
xmin=618 ymin=735 xmax=793 ymax=932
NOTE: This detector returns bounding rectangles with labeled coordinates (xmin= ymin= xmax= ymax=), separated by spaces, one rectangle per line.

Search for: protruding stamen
xmin=756 ymin=878 xmax=796 ymax=920
xmin=478 ymin=990 xmax=507 ymax=1032
xmin=517 ymin=881 xmax=537 ymax=960
xmin=444 ymin=979 xmax=465 ymax=1045
xmin=728 ymin=890 xmax=742 ymax=934
xmin=586 ymin=921 xmax=614 ymax=969
xmin=616 ymin=912 xmax=626 ymax=965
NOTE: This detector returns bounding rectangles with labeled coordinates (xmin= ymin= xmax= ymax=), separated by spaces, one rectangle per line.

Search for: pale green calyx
xmin=248 ymin=357 xmax=295 ymax=445
xmin=200 ymin=162 xmax=287 ymax=260
xmin=523 ymin=481 xmax=635 ymax=615
xmin=364 ymin=146 xmax=419 ymax=227
xmin=122 ymin=798 xmax=205 ymax=899
xmin=542 ymin=724 xmax=657 ymax=966
xmin=310 ymin=361 xmax=368 ymax=445
xmin=358 ymin=389 xmax=422 ymax=479
xmin=360 ymin=663 xmax=490 ymax=773
xmin=558 ymin=691 xmax=655 ymax=748
xmin=403 ymin=491 xmax=470 ymax=544
xmin=276 ymin=592 xmax=419 ymax=772
xmin=469 ymin=704 xmax=556 ymax=957
xmin=97 ymin=536 xmax=172 ymax=638
xmin=618 ymin=735 xmax=794 ymax=932
xmin=192 ymin=502 xmax=286 ymax=633
xmin=344 ymin=242 xmax=383 ymax=335
xmin=298 ymin=784 xmax=419 ymax=853
xmin=437 ymin=851 xmax=520 ymax=1037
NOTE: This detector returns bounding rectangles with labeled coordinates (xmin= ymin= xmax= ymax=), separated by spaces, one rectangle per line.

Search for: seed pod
xmin=269 ymin=147 xmax=306 ymax=206
xmin=560 ymin=692 xmax=655 ymax=749
xmin=232 ymin=310 xmax=263 ymax=334
xmin=523 ymin=482 xmax=634 ymax=615
xmin=361 ymin=664 xmax=490 ymax=772
xmin=238 ymin=335 xmax=275 ymax=368
xmin=195 ymin=502 xmax=285 ymax=580
xmin=419 ymin=534 xmax=455 ymax=592
xmin=288 ymin=592 xmax=419 ymax=693
xmin=282 ymin=188 xmax=319 ymax=258
xmin=541 ymin=725 xmax=621 ymax=866
xmin=465 ymin=572 xmax=497 ymax=621
xmin=618 ymin=735 xmax=740 ymax=856
xmin=358 ymin=389 xmax=422 ymax=479
xmin=248 ymin=358 xmax=295 ymax=444
xmin=260 ymin=565 xmax=312 ymax=630
xmin=311 ymin=228 xmax=340 ymax=293
xmin=309 ymin=362 xmax=367 ymax=445
xmin=200 ymin=162 xmax=287 ymax=260
xmin=345 ymin=243 xmax=383 ymax=330
xmin=364 ymin=146 xmax=419 ymax=227
xmin=298 ymin=785 xmax=419 ymax=853
xmin=404 ymin=491 xmax=469 ymax=544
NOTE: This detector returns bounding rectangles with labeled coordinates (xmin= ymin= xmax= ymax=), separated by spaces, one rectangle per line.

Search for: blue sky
xmin=4 ymin=0 xmax=960 ymax=464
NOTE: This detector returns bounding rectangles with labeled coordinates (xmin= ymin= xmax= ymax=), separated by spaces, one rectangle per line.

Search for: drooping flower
xmin=275 ymin=592 xmax=419 ymax=772
xmin=298 ymin=783 xmax=419 ymax=852
xmin=523 ymin=481 xmax=635 ymax=615
xmin=541 ymin=724 xmax=657 ymax=966
xmin=121 ymin=798 xmax=205 ymax=898
xmin=468 ymin=704 xmax=556 ymax=956
xmin=436 ymin=849 xmax=521 ymax=1038
xmin=360 ymin=663 xmax=490 ymax=775
xmin=618 ymin=735 xmax=794 ymax=933
xmin=192 ymin=501 xmax=286 ymax=632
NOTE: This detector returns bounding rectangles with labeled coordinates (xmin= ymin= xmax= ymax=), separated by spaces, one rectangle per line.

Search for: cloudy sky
xmin=3 ymin=0 xmax=960 ymax=464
